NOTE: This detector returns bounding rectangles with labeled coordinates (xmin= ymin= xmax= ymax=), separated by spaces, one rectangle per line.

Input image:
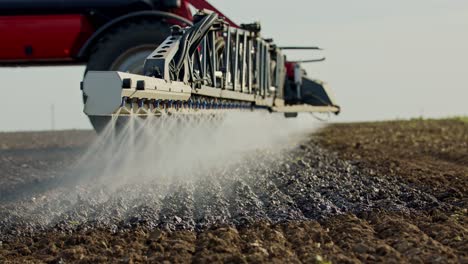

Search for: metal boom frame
xmin=82 ymin=11 xmax=339 ymax=118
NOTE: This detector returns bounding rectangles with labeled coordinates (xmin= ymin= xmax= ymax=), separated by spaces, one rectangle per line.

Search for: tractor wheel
xmin=84 ymin=20 xmax=170 ymax=132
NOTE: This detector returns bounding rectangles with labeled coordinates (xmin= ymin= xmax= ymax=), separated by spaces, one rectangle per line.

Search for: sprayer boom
xmin=82 ymin=11 xmax=339 ymax=123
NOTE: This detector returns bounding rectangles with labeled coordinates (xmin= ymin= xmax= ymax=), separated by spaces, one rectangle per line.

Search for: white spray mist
xmin=74 ymin=111 xmax=323 ymax=189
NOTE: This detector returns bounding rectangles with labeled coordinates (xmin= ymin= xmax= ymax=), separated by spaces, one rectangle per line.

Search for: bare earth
xmin=0 ymin=119 xmax=466 ymax=263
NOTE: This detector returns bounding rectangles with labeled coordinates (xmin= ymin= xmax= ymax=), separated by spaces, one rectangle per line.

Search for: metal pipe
xmin=261 ymin=42 xmax=266 ymax=97
xmin=233 ymin=30 xmax=239 ymax=91
xmin=247 ymin=36 xmax=252 ymax=94
xmin=224 ymin=26 xmax=231 ymax=89
xmin=255 ymin=39 xmax=260 ymax=95
xmin=202 ymin=38 xmax=207 ymax=83
xmin=290 ymin=58 xmax=326 ymax=63
xmin=279 ymin=46 xmax=322 ymax=50
xmin=211 ymin=31 xmax=217 ymax=88
xmin=266 ymin=46 xmax=270 ymax=96
xmin=241 ymin=32 xmax=247 ymax=92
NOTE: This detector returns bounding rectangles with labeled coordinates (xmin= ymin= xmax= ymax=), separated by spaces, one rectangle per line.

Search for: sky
xmin=0 ymin=0 xmax=467 ymax=131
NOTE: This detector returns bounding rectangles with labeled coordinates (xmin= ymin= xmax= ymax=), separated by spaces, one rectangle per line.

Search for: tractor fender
xmin=77 ymin=10 xmax=193 ymax=59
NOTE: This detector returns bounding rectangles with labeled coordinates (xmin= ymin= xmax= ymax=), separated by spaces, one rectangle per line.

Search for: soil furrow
xmin=0 ymin=119 xmax=466 ymax=263
xmin=279 ymin=220 xmax=360 ymax=264
xmin=225 ymin=178 xmax=269 ymax=226
xmin=367 ymin=212 xmax=459 ymax=263
xmin=324 ymin=213 xmax=407 ymax=263
xmin=192 ymin=227 xmax=245 ymax=263
xmin=237 ymin=222 xmax=301 ymax=263
xmin=193 ymin=176 xmax=231 ymax=229
xmin=157 ymin=182 xmax=196 ymax=231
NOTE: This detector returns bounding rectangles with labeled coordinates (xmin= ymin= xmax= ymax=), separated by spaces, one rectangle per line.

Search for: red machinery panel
xmin=0 ymin=15 xmax=93 ymax=62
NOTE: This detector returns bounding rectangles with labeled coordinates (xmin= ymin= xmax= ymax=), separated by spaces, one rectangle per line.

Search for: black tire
xmin=86 ymin=20 xmax=170 ymax=73
xmin=84 ymin=20 xmax=170 ymax=132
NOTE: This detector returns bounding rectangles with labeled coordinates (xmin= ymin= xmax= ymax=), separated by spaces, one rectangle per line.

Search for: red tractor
xmin=0 ymin=0 xmax=338 ymax=131
xmin=0 ymin=0 xmax=235 ymax=73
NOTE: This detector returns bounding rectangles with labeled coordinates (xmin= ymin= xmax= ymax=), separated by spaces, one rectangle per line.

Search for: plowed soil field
xmin=0 ymin=118 xmax=466 ymax=263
